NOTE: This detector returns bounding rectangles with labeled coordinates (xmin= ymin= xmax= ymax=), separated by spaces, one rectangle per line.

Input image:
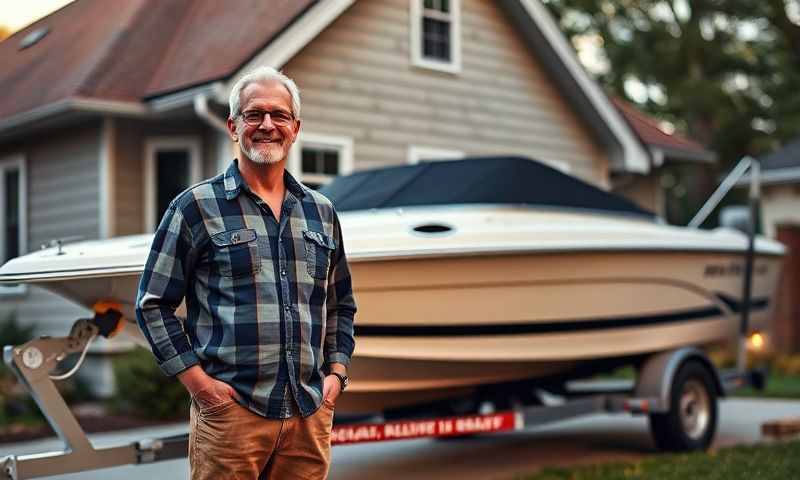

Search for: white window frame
xmin=0 ymin=154 xmax=27 ymax=295
xmin=289 ymin=133 xmax=354 ymax=187
xmin=407 ymin=146 xmax=465 ymax=164
xmin=143 ymin=136 xmax=202 ymax=233
xmin=410 ymin=0 xmax=462 ymax=74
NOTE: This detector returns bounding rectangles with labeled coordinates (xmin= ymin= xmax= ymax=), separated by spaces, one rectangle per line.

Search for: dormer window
xmin=410 ymin=0 xmax=461 ymax=74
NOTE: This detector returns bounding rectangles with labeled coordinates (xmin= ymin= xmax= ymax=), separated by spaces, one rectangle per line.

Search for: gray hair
xmin=228 ymin=66 xmax=301 ymax=119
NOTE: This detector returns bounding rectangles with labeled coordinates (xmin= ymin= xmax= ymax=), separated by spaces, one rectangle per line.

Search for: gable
xmin=279 ymin=0 xmax=612 ymax=184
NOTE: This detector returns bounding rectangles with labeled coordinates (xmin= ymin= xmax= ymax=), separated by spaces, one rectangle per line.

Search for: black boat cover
xmin=319 ymin=156 xmax=655 ymax=219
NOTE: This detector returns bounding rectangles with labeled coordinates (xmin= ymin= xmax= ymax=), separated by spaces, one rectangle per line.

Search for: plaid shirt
xmin=136 ymin=160 xmax=356 ymax=419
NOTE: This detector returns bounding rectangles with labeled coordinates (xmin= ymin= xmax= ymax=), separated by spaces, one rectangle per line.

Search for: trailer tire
xmin=648 ymin=360 xmax=717 ymax=452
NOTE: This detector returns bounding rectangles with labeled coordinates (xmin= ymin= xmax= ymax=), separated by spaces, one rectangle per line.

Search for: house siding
xmin=0 ymin=123 xmax=101 ymax=337
xmin=762 ymin=184 xmax=800 ymax=238
xmin=612 ymin=174 xmax=664 ymax=217
xmin=112 ymin=119 xmax=220 ymax=236
xmin=282 ymin=0 xmax=609 ymax=185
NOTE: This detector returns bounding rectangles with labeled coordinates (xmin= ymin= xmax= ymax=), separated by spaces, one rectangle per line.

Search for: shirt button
xmin=280 ymin=270 xmax=286 ymax=276
xmin=284 ymin=305 xmax=290 ymax=311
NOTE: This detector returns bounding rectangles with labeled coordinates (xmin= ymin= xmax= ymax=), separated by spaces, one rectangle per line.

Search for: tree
xmin=543 ymin=0 xmax=800 ymax=166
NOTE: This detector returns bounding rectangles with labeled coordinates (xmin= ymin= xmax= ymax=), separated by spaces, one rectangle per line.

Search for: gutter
xmin=0 ymin=97 xmax=146 ymax=135
xmin=736 ymin=166 xmax=800 ymax=186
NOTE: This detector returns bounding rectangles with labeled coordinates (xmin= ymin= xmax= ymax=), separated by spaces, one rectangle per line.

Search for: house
xmin=0 ymin=0 xmax=698 ymax=389
xmin=736 ymin=139 xmax=800 ymax=352
xmin=610 ymin=98 xmax=717 ymax=219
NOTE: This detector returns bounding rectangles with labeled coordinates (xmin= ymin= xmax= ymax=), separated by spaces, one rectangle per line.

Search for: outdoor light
xmin=747 ymin=331 xmax=766 ymax=351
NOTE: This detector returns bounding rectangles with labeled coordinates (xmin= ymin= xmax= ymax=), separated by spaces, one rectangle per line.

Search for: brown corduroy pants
xmin=189 ymin=397 xmax=334 ymax=480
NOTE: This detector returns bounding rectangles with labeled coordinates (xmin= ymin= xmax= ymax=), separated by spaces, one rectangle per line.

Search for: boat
xmin=0 ymin=156 xmax=785 ymax=414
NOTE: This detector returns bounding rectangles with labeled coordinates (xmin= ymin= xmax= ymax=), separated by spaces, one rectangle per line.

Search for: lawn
xmin=516 ymin=440 xmax=800 ymax=480
xmin=733 ymin=374 xmax=800 ymax=399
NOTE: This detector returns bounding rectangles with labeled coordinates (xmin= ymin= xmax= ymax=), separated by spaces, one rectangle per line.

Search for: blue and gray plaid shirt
xmin=136 ymin=160 xmax=356 ymax=419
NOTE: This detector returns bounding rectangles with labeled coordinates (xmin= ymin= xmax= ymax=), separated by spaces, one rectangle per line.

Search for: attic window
xmin=410 ymin=0 xmax=461 ymax=74
xmin=19 ymin=27 xmax=49 ymax=50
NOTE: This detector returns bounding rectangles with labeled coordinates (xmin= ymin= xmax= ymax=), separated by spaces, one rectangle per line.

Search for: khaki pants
xmin=189 ymin=397 xmax=334 ymax=479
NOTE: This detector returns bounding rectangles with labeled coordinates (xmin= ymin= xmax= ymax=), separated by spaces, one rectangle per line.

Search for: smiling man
xmin=136 ymin=66 xmax=356 ymax=479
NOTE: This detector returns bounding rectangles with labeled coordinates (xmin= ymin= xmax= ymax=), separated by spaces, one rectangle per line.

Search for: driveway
xmin=1 ymin=398 xmax=797 ymax=480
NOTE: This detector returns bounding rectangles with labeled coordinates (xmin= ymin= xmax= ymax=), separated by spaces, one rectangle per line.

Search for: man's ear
xmin=227 ymin=117 xmax=239 ymax=142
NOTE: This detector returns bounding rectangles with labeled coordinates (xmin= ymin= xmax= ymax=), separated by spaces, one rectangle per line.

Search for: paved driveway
xmin=1 ymin=398 xmax=798 ymax=480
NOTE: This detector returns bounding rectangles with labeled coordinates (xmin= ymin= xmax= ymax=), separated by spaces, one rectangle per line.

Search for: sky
xmin=0 ymin=0 xmax=73 ymax=33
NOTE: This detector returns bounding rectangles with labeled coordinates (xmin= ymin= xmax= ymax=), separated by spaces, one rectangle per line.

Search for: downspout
xmin=194 ymin=94 xmax=235 ymax=172
xmin=193 ymin=94 xmax=228 ymax=133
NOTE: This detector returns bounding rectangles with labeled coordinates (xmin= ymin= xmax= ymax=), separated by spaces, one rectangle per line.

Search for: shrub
xmin=773 ymin=354 xmax=800 ymax=376
xmin=110 ymin=347 xmax=190 ymax=420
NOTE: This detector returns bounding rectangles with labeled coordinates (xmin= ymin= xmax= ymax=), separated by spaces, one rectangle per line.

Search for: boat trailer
xmin=0 ymin=309 xmax=762 ymax=479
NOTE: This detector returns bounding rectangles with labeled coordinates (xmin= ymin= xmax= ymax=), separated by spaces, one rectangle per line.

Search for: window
xmin=144 ymin=137 xmax=202 ymax=232
xmin=408 ymin=146 xmax=465 ymax=164
xmin=410 ymin=0 xmax=461 ymax=73
xmin=290 ymin=134 xmax=354 ymax=189
xmin=0 ymin=155 xmax=27 ymax=295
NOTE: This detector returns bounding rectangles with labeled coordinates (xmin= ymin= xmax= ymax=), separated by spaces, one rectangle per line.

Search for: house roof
xmin=735 ymin=136 xmax=800 ymax=186
xmin=0 ymin=0 xmax=315 ymax=121
xmin=0 ymin=0 xmax=648 ymax=173
xmin=759 ymin=137 xmax=800 ymax=171
xmin=611 ymin=97 xmax=716 ymax=165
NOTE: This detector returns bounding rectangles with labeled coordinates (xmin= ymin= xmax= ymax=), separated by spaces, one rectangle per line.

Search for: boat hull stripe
xmin=354 ymin=297 xmax=769 ymax=337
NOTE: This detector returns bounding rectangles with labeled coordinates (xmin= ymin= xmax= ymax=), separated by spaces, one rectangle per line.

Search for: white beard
xmin=237 ymin=123 xmax=285 ymax=164
xmin=242 ymin=142 xmax=282 ymax=164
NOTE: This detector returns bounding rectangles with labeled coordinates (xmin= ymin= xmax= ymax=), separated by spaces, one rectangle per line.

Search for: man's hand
xmin=178 ymin=365 xmax=240 ymax=409
xmin=323 ymin=363 xmax=347 ymax=405
xmin=323 ymin=375 xmax=342 ymax=405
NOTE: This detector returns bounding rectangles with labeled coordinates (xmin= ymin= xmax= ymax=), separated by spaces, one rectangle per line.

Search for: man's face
xmin=228 ymin=80 xmax=301 ymax=165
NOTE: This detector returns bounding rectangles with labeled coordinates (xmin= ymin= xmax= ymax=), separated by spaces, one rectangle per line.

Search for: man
xmin=136 ymin=66 xmax=356 ymax=479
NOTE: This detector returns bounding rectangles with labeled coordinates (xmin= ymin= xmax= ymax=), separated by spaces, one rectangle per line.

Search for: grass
xmin=515 ymin=441 xmax=800 ymax=480
xmin=734 ymin=374 xmax=800 ymax=399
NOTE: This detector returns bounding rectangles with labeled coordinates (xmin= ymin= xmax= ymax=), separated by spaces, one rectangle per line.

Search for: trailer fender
xmin=634 ymin=348 xmax=724 ymax=413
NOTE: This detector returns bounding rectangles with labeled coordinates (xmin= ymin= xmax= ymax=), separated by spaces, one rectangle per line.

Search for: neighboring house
xmin=737 ymin=139 xmax=800 ymax=352
xmin=0 ymin=0 xmax=660 ymax=389
xmin=610 ymin=98 xmax=717 ymax=218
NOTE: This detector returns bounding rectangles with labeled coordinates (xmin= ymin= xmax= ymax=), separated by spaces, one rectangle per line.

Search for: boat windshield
xmin=319 ymin=156 xmax=655 ymax=219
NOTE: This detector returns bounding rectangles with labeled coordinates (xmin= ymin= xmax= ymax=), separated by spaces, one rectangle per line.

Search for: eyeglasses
xmin=240 ymin=109 xmax=295 ymax=127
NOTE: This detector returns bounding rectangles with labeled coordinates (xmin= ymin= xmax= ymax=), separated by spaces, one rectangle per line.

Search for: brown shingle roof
xmin=0 ymin=0 xmax=316 ymax=121
xmin=611 ymin=97 xmax=715 ymax=162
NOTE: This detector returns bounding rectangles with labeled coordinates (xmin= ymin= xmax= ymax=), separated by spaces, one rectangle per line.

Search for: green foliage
xmin=542 ymin=0 xmax=800 ymax=224
xmin=110 ymin=347 xmax=190 ymax=421
xmin=516 ymin=440 xmax=800 ymax=479
xmin=0 ymin=312 xmax=35 ymax=425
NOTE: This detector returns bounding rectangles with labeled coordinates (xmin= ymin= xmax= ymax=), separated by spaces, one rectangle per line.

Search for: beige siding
xmin=762 ymin=184 xmax=800 ymax=238
xmin=112 ymin=119 xmax=218 ymax=236
xmin=612 ymin=174 xmax=664 ymax=217
xmin=283 ymin=0 xmax=609 ymax=185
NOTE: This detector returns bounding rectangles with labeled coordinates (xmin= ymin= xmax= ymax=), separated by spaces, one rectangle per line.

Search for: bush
xmin=0 ymin=312 xmax=36 ymax=425
xmin=773 ymin=354 xmax=800 ymax=376
xmin=110 ymin=347 xmax=190 ymax=420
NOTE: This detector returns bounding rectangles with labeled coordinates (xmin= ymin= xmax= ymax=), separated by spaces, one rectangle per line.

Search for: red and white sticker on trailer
xmin=331 ymin=411 xmax=522 ymax=445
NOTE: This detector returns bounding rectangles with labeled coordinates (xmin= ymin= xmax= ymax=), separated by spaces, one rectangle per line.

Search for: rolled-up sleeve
xmin=135 ymin=204 xmax=199 ymax=376
xmin=324 ymin=210 xmax=356 ymax=368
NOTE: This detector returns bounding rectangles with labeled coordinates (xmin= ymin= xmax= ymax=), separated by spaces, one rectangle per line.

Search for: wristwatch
xmin=331 ymin=372 xmax=349 ymax=391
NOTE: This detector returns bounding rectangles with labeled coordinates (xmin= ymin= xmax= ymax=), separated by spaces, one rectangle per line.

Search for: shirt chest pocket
xmin=303 ymin=230 xmax=336 ymax=280
xmin=210 ymin=228 xmax=261 ymax=278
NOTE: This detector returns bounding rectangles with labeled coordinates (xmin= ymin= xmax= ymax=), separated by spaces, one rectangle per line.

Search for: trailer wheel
xmin=648 ymin=360 xmax=718 ymax=452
